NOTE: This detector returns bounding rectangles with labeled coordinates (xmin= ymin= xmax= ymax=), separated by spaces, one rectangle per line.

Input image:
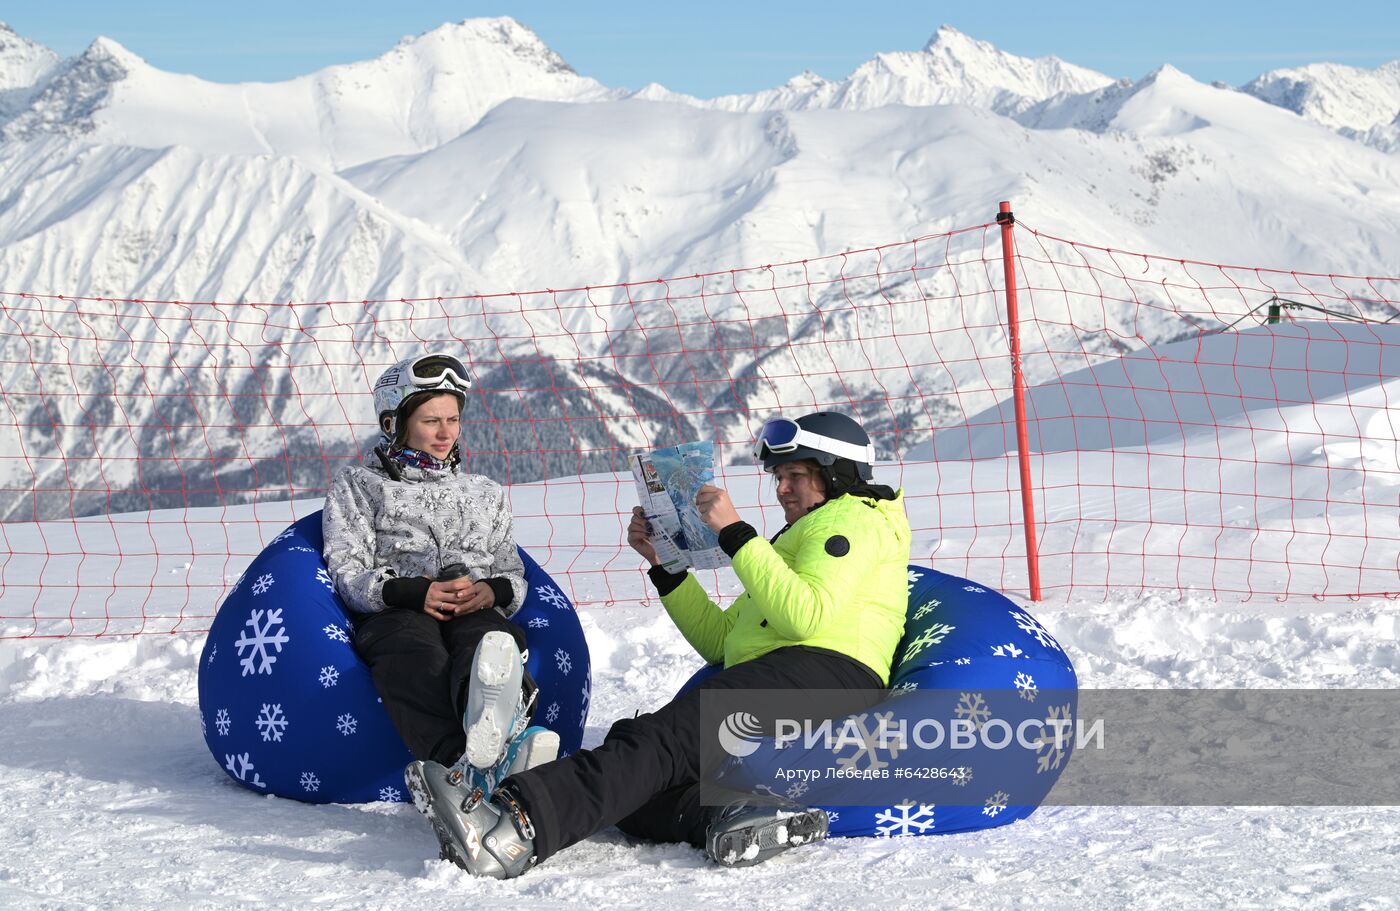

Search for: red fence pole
xmin=996 ymin=201 xmax=1043 ymax=601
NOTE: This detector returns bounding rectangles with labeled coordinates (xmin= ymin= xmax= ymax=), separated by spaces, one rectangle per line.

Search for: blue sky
xmin=5 ymin=1 xmax=1397 ymax=94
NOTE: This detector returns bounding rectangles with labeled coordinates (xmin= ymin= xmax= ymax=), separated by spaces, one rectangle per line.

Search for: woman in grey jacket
xmin=322 ymin=352 xmax=555 ymax=795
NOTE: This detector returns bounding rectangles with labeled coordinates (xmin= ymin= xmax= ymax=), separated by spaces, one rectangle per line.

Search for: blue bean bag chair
xmin=197 ymin=511 xmax=591 ymax=804
xmin=681 ymin=566 xmax=1078 ymax=837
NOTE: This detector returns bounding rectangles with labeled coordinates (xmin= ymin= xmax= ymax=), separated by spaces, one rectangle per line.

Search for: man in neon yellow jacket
xmin=665 ymin=454 xmax=909 ymax=687
xmin=406 ymin=411 xmax=911 ymax=878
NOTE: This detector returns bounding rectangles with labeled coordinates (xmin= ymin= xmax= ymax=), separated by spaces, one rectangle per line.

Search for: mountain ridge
xmin=1 ymin=17 xmax=1398 ymax=518
xmin=5 ymin=18 xmax=1398 ymax=156
xmin=0 ymin=18 xmax=620 ymax=169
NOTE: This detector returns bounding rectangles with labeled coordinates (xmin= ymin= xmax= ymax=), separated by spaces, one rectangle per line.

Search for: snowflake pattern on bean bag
xmin=682 ymin=565 xmax=1078 ymax=837
xmin=198 ymin=511 xmax=591 ymax=804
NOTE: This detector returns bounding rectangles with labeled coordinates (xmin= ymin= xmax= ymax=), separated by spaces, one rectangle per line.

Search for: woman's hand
xmin=691 ymin=484 xmax=744 ymax=534
xmin=627 ymin=506 xmax=660 ymax=566
xmin=424 ymin=577 xmax=496 ymax=621
xmin=695 ymin=484 xmax=741 ymax=533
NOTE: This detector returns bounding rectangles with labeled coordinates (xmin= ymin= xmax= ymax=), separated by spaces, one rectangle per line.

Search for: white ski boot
xmin=452 ymin=632 xmax=556 ymax=794
xmin=463 ymin=631 xmax=529 ymax=770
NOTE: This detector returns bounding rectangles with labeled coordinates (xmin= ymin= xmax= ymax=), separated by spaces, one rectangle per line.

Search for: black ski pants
xmin=352 ymin=607 xmax=527 ymax=767
xmin=505 ymin=645 xmax=881 ymax=862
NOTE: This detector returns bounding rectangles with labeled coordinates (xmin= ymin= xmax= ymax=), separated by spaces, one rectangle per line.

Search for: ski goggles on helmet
xmin=407 ymin=352 xmax=472 ymax=392
xmin=752 ymin=418 xmax=875 ymax=464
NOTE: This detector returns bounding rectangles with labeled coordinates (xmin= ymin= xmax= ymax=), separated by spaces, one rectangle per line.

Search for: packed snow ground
xmin=2 ymin=592 xmax=1399 ymax=909
xmin=3 ymin=322 xmax=1399 ymax=908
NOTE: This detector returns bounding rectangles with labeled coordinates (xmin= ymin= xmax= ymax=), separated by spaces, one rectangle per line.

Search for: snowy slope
xmin=909 ymin=322 xmax=1400 ymax=598
xmin=0 ymin=135 xmax=483 ymax=300
xmin=2 ymin=327 xmax=1399 ymax=907
xmin=917 ymin=322 xmax=1400 ymax=459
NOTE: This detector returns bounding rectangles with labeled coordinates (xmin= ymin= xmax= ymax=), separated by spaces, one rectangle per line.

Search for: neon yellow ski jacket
xmin=660 ymin=491 xmax=911 ymax=685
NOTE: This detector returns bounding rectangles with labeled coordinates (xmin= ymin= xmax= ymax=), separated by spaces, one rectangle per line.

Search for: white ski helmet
xmin=373 ymin=352 xmax=472 ymax=448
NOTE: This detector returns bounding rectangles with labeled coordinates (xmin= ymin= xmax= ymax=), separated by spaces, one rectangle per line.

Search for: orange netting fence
xmin=1 ymin=206 xmax=1396 ymax=638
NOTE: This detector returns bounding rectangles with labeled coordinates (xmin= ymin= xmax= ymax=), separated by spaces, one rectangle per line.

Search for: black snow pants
xmin=352 ymin=607 xmax=527 ymax=767
xmin=504 ymin=645 xmax=881 ymax=862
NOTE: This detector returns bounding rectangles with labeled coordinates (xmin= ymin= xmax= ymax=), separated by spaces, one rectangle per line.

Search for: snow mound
xmin=918 ymin=321 xmax=1400 ymax=459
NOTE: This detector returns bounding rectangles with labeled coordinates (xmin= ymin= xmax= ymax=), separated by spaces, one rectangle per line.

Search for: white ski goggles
xmin=752 ymin=418 xmax=875 ymax=464
xmin=408 ymin=353 xmax=472 ymax=392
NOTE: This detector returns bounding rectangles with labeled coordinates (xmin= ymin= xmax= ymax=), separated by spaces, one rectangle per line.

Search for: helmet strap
xmin=821 ymin=459 xmax=865 ymax=499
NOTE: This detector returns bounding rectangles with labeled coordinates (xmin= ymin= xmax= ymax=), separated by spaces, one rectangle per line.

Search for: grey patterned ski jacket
xmin=322 ymin=452 xmax=527 ymax=616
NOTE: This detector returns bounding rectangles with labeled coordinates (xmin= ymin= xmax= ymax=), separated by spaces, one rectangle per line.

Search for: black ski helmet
xmin=753 ymin=411 xmax=875 ymax=495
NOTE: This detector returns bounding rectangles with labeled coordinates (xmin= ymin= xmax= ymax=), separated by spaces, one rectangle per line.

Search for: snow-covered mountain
xmin=0 ymin=21 xmax=58 ymax=119
xmin=1 ymin=18 xmax=1392 ymax=298
xmin=1242 ymin=59 xmax=1400 ymax=149
xmin=692 ymin=25 xmax=1115 ymax=115
xmin=2 ymin=17 xmax=1399 ymax=520
xmin=0 ymin=22 xmax=55 ymax=86
xmin=1 ymin=18 xmax=620 ymax=170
